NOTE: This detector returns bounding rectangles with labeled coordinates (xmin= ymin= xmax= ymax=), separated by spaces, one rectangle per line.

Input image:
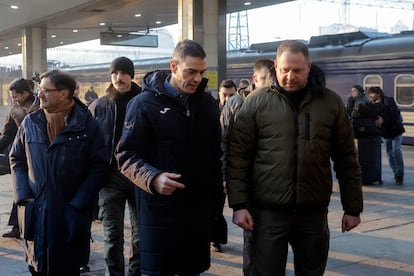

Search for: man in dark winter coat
xmin=88 ymin=56 xmax=141 ymax=276
xmin=116 ymin=39 xmax=223 ymax=276
xmin=226 ymin=40 xmax=363 ymax=275
xmin=366 ymin=86 xmax=405 ymax=184
xmin=1 ymin=78 xmax=40 ymax=239
xmin=10 ymin=69 xmax=108 ymax=275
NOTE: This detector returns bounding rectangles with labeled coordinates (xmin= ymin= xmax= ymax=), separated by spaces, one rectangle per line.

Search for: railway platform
xmin=0 ymin=112 xmax=414 ymax=274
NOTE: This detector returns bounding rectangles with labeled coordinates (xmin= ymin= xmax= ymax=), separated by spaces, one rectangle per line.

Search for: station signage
xmin=100 ymin=32 xmax=158 ymax=47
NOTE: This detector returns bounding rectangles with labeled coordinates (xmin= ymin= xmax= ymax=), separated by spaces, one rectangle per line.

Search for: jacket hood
xmin=142 ymin=70 xmax=170 ymax=94
xmin=308 ymin=63 xmax=326 ymax=96
xmin=142 ymin=70 xmax=208 ymax=97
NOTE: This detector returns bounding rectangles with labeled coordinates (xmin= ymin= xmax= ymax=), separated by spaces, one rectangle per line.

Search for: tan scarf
xmin=44 ymin=100 xmax=75 ymax=142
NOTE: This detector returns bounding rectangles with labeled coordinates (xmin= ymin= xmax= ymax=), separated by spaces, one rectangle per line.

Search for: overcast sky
xmin=247 ymin=0 xmax=414 ymax=42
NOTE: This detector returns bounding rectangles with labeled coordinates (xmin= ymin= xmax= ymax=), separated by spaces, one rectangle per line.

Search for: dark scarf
xmin=275 ymin=79 xmax=309 ymax=110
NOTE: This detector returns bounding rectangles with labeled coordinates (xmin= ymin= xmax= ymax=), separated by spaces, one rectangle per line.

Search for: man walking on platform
xmin=226 ymin=40 xmax=363 ymax=275
xmin=116 ymin=39 xmax=223 ymax=276
xmin=1 ymin=78 xmax=40 ymax=239
xmin=89 ymin=56 xmax=142 ymax=275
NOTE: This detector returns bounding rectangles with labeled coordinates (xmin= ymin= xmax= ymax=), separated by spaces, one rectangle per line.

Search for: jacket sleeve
xmin=330 ymin=93 xmax=363 ymax=215
xmin=382 ymin=97 xmax=401 ymax=125
xmin=0 ymin=110 xmax=18 ymax=152
xmin=116 ymin=97 xmax=161 ymax=194
xmin=10 ymin=120 xmax=33 ymax=203
xmin=226 ymin=96 xmax=257 ymax=209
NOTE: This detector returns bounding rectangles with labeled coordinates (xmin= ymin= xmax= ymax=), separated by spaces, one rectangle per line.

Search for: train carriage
xmin=0 ymin=30 xmax=414 ymax=144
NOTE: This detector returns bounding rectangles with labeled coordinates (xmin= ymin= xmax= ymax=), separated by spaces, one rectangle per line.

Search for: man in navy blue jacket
xmin=116 ymin=40 xmax=223 ymax=276
xmin=10 ymin=69 xmax=108 ymax=275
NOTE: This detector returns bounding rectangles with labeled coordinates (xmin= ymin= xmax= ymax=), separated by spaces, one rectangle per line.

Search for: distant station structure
xmin=227 ymin=10 xmax=249 ymax=51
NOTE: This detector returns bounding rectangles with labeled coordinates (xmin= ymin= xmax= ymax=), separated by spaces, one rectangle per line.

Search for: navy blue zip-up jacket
xmin=116 ymin=70 xmax=222 ymax=275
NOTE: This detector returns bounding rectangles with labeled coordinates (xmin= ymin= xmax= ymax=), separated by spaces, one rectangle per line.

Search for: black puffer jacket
xmin=88 ymin=82 xmax=141 ymax=164
xmin=116 ymin=70 xmax=222 ymax=275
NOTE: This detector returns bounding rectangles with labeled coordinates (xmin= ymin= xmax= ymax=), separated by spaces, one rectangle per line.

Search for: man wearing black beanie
xmin=89 ymin=56 xmax=141 ymax=275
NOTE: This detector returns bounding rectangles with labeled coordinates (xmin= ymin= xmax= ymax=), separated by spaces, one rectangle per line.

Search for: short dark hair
xmin=367 ymin=86 xmax=384 ymax=98
xmin=172 ymin=39 xmax=206 ymax=63
xmin=40 ymin=69 xmax=77 ymax=97
xmin=9 ymin=78 xmax=32 ymax=95
xmin=276 ymin=40 xmax=310 ymax=61
xmin=219 ymin=79 xmax=237 ymax=91
xmin=239 ymin=79 xmax=250 ymax=88
xmin=254 ymin=59 xmax=274 ymax=72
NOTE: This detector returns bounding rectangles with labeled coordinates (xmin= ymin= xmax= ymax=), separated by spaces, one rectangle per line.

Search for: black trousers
xmin=251 ymin=208 xmax=330 ymax=276
xmin=29 ymin=266 xmax=80 ymax=276
xmin=7 ymin=202 xmax=18 ymax=227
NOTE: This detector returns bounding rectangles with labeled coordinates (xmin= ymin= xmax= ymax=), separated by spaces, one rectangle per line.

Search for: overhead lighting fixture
xmin=60 ymin=42 xmax=64 ymax=44
xmin=244 ymin=2 xmax=251 ymax=5
xmin=135 ymin=13 xmax=141 ymax=17
xmin=73 ymin=29 xmax=78 ymax=33
xmin=51 ymin=35 xmax=57 ymax=38
xmin=17 ymin=43 xmax=21 ymax=46
xmin=155 ymin=21 xmax=162 ymax=24
xmin=4 ymin=46 xmax=8 ymax=49
xmin=10 ymin=5 xmax=18 ymax=9
xmin=99 ymin=22 xmax=106 ymax=26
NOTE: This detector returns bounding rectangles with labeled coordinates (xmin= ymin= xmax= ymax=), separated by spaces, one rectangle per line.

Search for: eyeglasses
xmin=37 ymin=86 xmax=63 ymax=94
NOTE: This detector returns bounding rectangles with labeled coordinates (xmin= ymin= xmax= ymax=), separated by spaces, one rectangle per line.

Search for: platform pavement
xmin=1 ymin=144 xmax=414 ymax=275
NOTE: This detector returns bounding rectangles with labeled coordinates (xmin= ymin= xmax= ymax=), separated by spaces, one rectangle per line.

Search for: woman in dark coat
xmin=10 ymin=70 xmax=108 ymax=275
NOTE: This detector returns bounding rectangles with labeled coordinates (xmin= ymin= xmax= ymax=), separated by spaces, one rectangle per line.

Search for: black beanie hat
xmin=110 ymin=57 xmax=134 ymax=78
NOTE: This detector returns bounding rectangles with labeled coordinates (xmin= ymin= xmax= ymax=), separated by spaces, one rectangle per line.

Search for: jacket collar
xmin=105 ymin=82 xmax=141 ymax=101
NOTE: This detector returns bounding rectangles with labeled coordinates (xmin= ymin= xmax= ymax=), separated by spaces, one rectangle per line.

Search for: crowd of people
xmin=0 ymin=37 xmax=406 ymax=276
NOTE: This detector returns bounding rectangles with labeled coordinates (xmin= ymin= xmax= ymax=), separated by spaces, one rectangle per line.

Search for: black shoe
xmin=395 ymin=175 xmax=403 ymax=185
xmin=211 ymin=242 xmax=222 ymax=252
xmin=2 ymin=226 xmax=20 ymax=239
xmin=80 ymin=266 xmax=90 ymax=273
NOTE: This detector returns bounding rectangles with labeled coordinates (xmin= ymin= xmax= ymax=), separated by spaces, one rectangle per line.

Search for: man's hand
xmin=342 ymin=214 xmax=361 ymax=233
xmin=233 ymin=208 xmax=254 ymax=231
xmin=375 ymin=116 xmax=384 ymax=128
xmin=151 ymin=172 xmax=185 ymax=195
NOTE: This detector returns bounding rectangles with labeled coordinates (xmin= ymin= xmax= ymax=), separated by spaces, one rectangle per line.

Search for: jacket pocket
xmin=17 ymin=201 xmax=35 ymax=241
xmin=64 ymin=203 xmax=91 ymax=244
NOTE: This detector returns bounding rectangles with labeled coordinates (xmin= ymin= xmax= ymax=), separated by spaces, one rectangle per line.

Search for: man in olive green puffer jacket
xmin=226 ymin=40 xmax=363 ymax=276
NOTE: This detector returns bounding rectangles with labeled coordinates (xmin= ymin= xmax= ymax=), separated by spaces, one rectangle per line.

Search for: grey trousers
xmin=99 ymin=170 xmax=140 ymax=276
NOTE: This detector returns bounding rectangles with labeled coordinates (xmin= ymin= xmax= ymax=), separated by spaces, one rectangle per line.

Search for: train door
xmin=395 ymin=74 xmax=414 ymax=145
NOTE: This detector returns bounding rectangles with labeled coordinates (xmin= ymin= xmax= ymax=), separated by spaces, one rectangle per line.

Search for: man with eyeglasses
xmin=10 ymin=69 xmax=108 ymax=275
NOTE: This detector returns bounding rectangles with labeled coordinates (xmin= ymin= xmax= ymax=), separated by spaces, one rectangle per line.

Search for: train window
xmin=363 ymin=75 xmax=382 ymax=92
xmin=395 ymin=74 xmax=414 ymax=106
